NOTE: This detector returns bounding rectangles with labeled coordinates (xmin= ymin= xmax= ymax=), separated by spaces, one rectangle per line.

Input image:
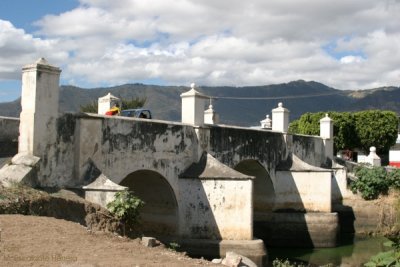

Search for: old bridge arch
xmin=120 ymin=169 xmax=178 ymax=237
xmin=234 ymin=159 xmax=275 ymax=217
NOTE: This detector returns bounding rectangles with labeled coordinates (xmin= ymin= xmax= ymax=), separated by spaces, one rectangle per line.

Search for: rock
xmin=238 ymin=255 xmax=258 ymax=267
xmin=212 ymin=258 xmax=223 ymax=264
xmin=0 ymin=164 xmax=37 ymax=187
xmin=222 ymin=251 xmax=242 ymax=267
xmin=11 ymin=153 xmax=40 ymax=167
xmin=221 ymin=251 xmax=258 ymax=267
xmin=141 ymin=237 xmax=157 ymax=247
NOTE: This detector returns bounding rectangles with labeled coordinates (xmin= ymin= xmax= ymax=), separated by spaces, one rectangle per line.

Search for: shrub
xmin=387 ymin=169 xmax=400 ymax=190
xmin=351 ymin=166 xmax=390 ymax=200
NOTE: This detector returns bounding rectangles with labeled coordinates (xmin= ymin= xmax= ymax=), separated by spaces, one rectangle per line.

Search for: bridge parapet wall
xmin=207 ymin=125 xmax=288 ymax=175
xmin=287 ymin=133 xmax=330 ymax=168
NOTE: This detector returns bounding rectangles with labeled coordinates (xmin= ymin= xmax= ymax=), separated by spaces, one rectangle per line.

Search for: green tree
xmin=120 ymin=97 xmax=147 ymax=110
xmin=80 ymin=100 xmax=97 ymax=113
xmin=354 ymin=110 xmax=398 ymax=154
xmin=289 ymin=111 xmax=358 ymax=154
xmin=289 ymin=110 xmax=398 ymax=155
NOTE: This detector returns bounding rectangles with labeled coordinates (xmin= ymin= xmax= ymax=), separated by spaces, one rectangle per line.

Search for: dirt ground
xmin=0 ymin=214 xmax=217 ymax=267
xmin=0 ymin=185 xmax=220 ymax=266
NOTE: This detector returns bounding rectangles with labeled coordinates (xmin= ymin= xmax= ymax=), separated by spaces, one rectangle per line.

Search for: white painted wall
xmin=275 ymin=170 xmax=332 ymax=212
xmin=179 ymin=178 xmax=253 ymax=240
xmin=181 ymin=84 xmax=208 ymax=126
xmin=19 ymin=58 xmax=61 ymax=155
xmin=272 ymin=102 xmax=289 ymax=132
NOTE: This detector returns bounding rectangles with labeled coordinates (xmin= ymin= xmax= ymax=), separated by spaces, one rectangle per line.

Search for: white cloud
xmin=1 ymin=0 xmax=400 ymax=93
xmin=0 ymin=20 xmax=68 ymax=80
xmin=340 ymin=56 xmax=364 ymax=64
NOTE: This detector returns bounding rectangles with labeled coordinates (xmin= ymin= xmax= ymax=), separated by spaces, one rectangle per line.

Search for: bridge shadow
xmin=120 ymin=170 xmax=179 ymax=239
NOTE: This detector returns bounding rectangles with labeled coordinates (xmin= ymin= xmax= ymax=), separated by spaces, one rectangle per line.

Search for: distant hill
xmin=1 ymin=81 xmax=399 ymax=126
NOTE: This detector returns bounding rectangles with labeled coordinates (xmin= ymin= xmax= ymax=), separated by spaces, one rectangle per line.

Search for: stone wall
xmin=179 ymin=178 xmax=253 ymax=240
xmin=208 ymin=125 xmax=288 ymax=175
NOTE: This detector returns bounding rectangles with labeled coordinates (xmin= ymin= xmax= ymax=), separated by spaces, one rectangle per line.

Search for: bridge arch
xmin=234 ymin=160 xmax=275 ymax=215
xmin=120 ymin=169 xmax=179 ymax=237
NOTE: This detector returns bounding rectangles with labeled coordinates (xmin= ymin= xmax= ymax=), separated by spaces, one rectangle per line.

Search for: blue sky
xmin=0 ymin=0 xmax=399 ymax=102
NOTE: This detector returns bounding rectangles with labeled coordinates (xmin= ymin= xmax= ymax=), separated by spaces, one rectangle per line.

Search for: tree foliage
xmin=120 ymin=97 xmax=147 ymax=110
xmin=289 ymin=110 xmax=398 ymax=154
xmin=80 ymin=100 xmax=97 ymax=113
xmin=355 ymin=110 xmax=399 ymax=154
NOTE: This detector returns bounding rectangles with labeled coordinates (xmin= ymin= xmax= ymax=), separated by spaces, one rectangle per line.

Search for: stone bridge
xmin=0 ymin=59 xmax=348 ymax=265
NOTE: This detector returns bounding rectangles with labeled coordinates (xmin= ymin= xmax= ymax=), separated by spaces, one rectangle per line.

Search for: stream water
xmin=267 ymin=235 xmax=390 ymax=266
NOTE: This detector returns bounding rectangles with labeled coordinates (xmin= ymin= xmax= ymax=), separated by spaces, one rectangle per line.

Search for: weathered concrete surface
xmin=19 ymin=59 xmax=61 ymax=156
xmin=254 ymin=212 xmax=339 ymax=248
xmin=28 ymin=112 xmax=338 ymax=245
xmin=82 ymin=173 xmax=127 ymax=208
xmin=179 ymin=153 xmax=254 ymax=240
xmin=288 ymin=134 xmax=330 ymax=168
xmin=274 ymin=170 xmax=332 ymax=212
xmin=0 ymin=153 xmax=40 ymax=187
xmin=275 ymin=155 xmax=333 ymax=212
xmin=208 ymin=125 xmax=287 ymax=176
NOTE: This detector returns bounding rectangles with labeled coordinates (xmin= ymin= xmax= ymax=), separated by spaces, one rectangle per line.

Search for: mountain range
xmin=0 ymin=80 xmax=399 ymax=126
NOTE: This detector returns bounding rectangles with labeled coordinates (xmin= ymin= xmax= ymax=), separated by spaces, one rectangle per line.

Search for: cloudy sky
xmin=0 ymin=0 xmax=399 ymax=102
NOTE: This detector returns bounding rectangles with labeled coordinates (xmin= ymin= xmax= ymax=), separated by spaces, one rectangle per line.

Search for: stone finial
xmin=272 ymin=102 xmax=289 ymax=132
xmin=260 ymin=114 xmax=272 ymax=129
xmin=181 ymin=83 xmax=208 ymax=125
xmin=367 ymin=146 xmax=381 ymax=166
xmin=320 ymin=113 xmax=333 ymax=139
xmin=204 ymin=98 xmax=219 ymax=125
xmin=36 ymin=57 xmax=49 ymax=65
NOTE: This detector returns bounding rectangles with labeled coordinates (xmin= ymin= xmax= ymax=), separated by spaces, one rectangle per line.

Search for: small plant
xmin=107 ymin=190 xmax=145 ymax=235
xmin=364 ymin=239 xmax=400 ymax=266
xmin=272 ymin=258 xmax=307 ymax=267
xmin=168 ymin=242 xmax=180 ymax=251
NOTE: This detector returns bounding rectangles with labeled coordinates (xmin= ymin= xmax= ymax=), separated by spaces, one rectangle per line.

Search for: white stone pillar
xmin=272 ymin=102 xmax=289 ymax=132
xmin=366 ymin=146 xmax=381 ymax=166
xmin=204 ymin=99 xmax=219 ymax=125
xmin=98 ymin=93 xmax=121 ymax=115
xmin=181 ymin=83 xmax=208 ymax=126
xmin=19 ymin=58 xmax=61 ymax=155
xmin=320 ymin=114 xmax=334 ymax=159
xmin=260 ymin=114 xmax=272 ymax=129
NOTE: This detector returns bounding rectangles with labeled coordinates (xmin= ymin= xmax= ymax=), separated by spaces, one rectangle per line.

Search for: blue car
xmin=120 ymin=109 xmax=152 ymax=119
